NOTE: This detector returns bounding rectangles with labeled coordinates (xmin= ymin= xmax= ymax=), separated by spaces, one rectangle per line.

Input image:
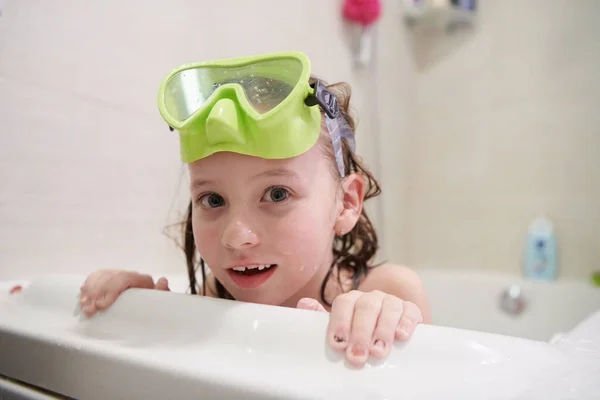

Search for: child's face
xmin=188 ymin=143 xmax=343 ymax=305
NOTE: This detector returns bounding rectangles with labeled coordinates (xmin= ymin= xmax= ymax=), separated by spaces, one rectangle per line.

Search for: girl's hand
xmin=297 ymin=290 xmax=423 ymax=366
xmin=78 ymin=269 xmax=170 ymax=317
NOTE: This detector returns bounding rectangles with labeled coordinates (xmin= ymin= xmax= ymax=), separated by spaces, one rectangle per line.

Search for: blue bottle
xmin=524 ymin=217 xmax=557 ymax=280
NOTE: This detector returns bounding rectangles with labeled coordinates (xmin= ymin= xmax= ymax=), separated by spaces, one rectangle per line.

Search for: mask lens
xmin=163 ymin=58 xmax=302 ymax=122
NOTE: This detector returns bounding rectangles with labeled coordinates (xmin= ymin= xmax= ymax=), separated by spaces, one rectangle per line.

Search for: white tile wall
xmin=379 ymin=0 xmax=600 ymax=279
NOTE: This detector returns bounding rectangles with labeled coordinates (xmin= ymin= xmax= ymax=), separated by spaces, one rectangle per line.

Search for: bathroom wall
xmin=0 ymin=0 xmax=382 ymax=279
xmin=377 ymin=0 xmax=600 ymax=279
xmin=1 ymin=0 xmax=599 ymax=281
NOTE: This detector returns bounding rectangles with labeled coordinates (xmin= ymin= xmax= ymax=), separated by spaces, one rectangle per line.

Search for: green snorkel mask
xmin=157 ymin=51 xmax=355 ymax=176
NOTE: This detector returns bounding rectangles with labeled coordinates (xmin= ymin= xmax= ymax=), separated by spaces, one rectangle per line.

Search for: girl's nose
xmin=221 ymin=219 xmax=259 ymax=249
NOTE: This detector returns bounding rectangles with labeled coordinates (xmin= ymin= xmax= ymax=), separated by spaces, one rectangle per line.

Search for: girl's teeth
xmin=232 ymin=264 xmax=273 ymax=272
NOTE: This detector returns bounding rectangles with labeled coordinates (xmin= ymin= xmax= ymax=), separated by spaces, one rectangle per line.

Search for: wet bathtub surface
xmin=0 ymin=275 xmax=599 ymax=399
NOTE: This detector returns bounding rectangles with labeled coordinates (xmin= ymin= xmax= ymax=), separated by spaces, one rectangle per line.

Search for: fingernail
xmin=79 ymin=296 xmax=88 ymax=304
xmin=82 ymin=305 xmax=94 ymax=316
xmin=351 ymin=344 xmax=366 ymax=357
xmin=372 ymin=339 xmax=385 ymax=352
xmin=397 ymin=328 xmax=409 ymax=338
xmin=333 ymin=334 xmax=346 ymax=344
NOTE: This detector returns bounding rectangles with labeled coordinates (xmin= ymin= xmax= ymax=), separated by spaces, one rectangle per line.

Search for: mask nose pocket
xmin=205 ymin=98 xmax=246 ymax=146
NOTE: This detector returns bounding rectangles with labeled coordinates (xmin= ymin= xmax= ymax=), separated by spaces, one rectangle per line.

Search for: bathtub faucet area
xmin=499 ymin=284 xmax=527 ymax=316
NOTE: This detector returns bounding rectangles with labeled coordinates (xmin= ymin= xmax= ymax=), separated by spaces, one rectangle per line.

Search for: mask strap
xmin=325 ymin=114 xmax=355 ymax=177
xmin=305 ymin=80 xmax=357 ymax=177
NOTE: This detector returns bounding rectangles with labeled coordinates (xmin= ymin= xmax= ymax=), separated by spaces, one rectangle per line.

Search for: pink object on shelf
xmin=342 ymin=0 xmax=381 ymax=27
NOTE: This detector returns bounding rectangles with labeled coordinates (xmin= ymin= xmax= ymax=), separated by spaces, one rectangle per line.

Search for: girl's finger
xmin=326 ymin=290 xmax=363 ymax=351
xmin=346 ymin=290 xmax=385 ymax=366
xmin=296 ymin=297 xmax=327 ymax=312
xmin=370 ymin=295 xmax=404 ymax=358
xmin=155 ymin=277 xmax=170 ymax=291
xmin=79 ymin=270 xmax=119 ymax=314
xmin=395 ymin=301 xmax=423 ymax=340
xmin=94 ymin=272 xmax=154 ymax=310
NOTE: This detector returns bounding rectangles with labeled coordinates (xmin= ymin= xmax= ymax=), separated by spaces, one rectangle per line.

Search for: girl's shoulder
xmin=359 ymin=264 xmax=431 ymax=323
xmin=359 ymin=264 xmax=422 ymax=292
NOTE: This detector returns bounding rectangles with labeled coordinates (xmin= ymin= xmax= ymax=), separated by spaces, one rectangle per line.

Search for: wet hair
xmin=172 ymin=77 xmax=382 ymax=306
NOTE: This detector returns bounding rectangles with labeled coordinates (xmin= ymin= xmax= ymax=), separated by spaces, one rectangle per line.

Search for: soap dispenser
xmin=524 ymin=216 xmax=557 ymax=281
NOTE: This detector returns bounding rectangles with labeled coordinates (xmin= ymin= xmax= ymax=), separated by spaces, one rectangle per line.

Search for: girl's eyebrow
xmin=191 ymin=179 xmax=214 ymax=190
xmin=191 ymin=168 xmax=300 ymax=189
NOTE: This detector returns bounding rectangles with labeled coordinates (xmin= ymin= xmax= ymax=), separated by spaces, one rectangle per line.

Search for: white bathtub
xmin=418 ymin=269 xmax=600 ymax=342
xmin=2 ymin=275 xmax=600 ymax=399
xmin=1 ymin=274 xmax=599 ymax=398
xmin=5 ymin=269 xmax=599 ymax=343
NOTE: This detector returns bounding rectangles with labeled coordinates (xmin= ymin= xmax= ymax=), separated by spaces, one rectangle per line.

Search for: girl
xmin=79 ymin=51 xmax=431 ymax=367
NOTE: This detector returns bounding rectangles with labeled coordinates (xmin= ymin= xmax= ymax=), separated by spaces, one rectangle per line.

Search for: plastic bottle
xmin=524 ymin=216 xmax=557 ymax=280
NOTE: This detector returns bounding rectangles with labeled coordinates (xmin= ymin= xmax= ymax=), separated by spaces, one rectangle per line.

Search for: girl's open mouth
xmin=228 ymin=264 xmax=277 ymax=289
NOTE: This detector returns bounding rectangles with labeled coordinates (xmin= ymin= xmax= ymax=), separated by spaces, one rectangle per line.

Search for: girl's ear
xmin=334 ymin=173 xmax=365 ymax=235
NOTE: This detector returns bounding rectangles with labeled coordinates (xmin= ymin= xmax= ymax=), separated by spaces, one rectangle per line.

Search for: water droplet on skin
xmin=236 ymin=220 xmax=242 ymax=227
xmin=313 ymin=264 xmax=319 ymax=271
xmin=278 ymin=241 xmax=293 ymax=255
xmin=298 ymin=265 xmax=305 ymax=272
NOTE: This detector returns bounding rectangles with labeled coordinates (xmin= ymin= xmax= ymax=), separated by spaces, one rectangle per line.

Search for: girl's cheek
xmin=194 ymin=223 xmax=222 ymax=254
xmin=274 ymin=213 xmax=331 ymax=258
xmin=272 ymin=211 xmax=315 ymax=239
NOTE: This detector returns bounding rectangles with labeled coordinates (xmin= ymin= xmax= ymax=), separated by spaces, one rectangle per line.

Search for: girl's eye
xmin=200 ymin=193 xmax=225 ymax=208
xmin=263 ymin=187 xmax=289 ymax=203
